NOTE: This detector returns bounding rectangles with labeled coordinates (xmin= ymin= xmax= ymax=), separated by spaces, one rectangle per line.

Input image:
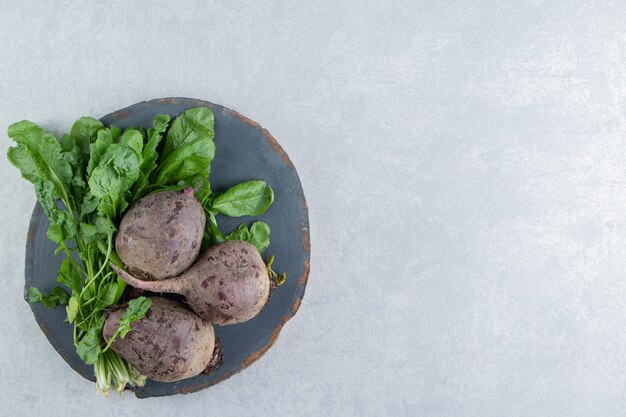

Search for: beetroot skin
xmin=116 ymin=187 xmax=205 ymax=280
xmin=103 ymin=297 xmax=216 ymax=382
xmin=111 ymin=240 xmax=271 ymax=325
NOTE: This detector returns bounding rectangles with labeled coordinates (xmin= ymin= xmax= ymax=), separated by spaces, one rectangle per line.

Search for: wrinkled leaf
xmin=7 ymin=121 xmax=81 ymax=243
xmin=70 ymin=117 xmax=103 ymax=155
xmin=87 ymin=128 xmax=114 ymax=177
xmin=7 ymin=121 xmax=73 ymax=226
xmin=132 ymin=114 xmax=170 ymax=200
xmin=153 ymin=108 xmax=214 ymax=188
xmin=152 ymin=114 xmax=170 ymax=133
xmin=8 ymin=121 xmax=73 ymax=188
xmin=161 ymin=108 xmax=214 ymax=160
xmin=7 ymin=145 xmax=38 ymax=182
xmin=88 ymin=135 xmax=143 ymax=219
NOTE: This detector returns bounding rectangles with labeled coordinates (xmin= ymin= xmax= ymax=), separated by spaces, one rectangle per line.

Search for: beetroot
xmin=103 ymin=297 xmax=216 ymax=382
xmin=111 ymin=240 xmax=270 ymax=325
xmin=116 ymin=187 xmax=205 ymax=280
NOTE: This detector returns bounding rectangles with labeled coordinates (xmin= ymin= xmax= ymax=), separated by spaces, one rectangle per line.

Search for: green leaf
xmin=225 ymin=223 xmax=249 ymax=241
xmin=86 ymin=128 xmax=114 ymax=177
xmin=88 ymin=140 xmax=142 ymax=219
xmin=28 ymin=287 xmax=43 ymax=304
xmin=7 ymin=121 xmax=73 ymax=225
xmin=194 ymin=181 xmax=212 ymax=205
xmin=45 ymin=213 xmax=77 ymax=247
xmin=48 ymin=287 xmax=71 ymax=307
xmin=6 ymin=145 xmax=37 ymax=181
xmin=210 ymin=181 xmax=274 ymax=217
xmin=141 ymin=132 xmax=161 ymax=175
xmin=80 ymin=194 xmax=99 ymax=218
xmin=59 ymin=210 xmax=77 ymax=241
xmin=97 ymin=282 xmax=118 ymax=308
xmin=249 ymin=221 xmax=271 ymax=253
xmin=132 ymin=172 xmax=149 ymax=203
xmin=205 ymin=212 xmax=225 ymax=248
xmin=8 ymin=121 xmax=72 ymax=187
xmin=118 ymin=129 xmax=143 ymax=156
xmin=61 ymin=136 xmax=85 ymax=182
xmin=46 ymin=223 xmax=64 ymax=244
xmin=112 ymin=276 xmax=126 ymax=304
xmin=95 ymin=216 xmax=116 ymax=237
xmin=66 ymin=297 xmax=79 ymax=323
xmin=7 ymin=121 xmax=81 ymax=243
xmin=110 ymin=125 xmax=122 ymax=141
xmin=96 ymin=239 xmax=109 ymax=256
xmin=155 ymin=141 xmax=215 ymax=187
xmin=118 ymin=297 xmax=152 ymax=338
xmin=153 ymin=108 xmax=215 ymax=188
xmin=32 ymin=181 xmax=63 ymax=226
xmin=132 ymin=114 xmax=170 ymax=200
xmin=59 ymin=133 xmax=74 ymax=152
xmin=225 ymin=221 xmax=271 ymax=253
xmin=62 ymin=124 xmax=94 ymax=215
xmin=63 ymin=120 xmax=96 ymax=215
xmin=125 ymin=126 xmax=147 ymax=141
xmin=152 ymin=114 xmax=170 ymax=134
xmin=70 ymin=117 xmax=103 ymax=154
xmin=79 ymin=222 xmax=99 ymax=244
xmin=76 ymin=315 xmax=104 ymax=364
xmin=79 ymin=218 xmax=113 ymax=257
xmin=57 ymin=257 xmax=81 ymax=294
xmin=86 ymin=128 xmax=144 ymax=218
xmin=28 ymin=286 xmax=70 ymax=309
xmin=161 ymin=108 xmax=214 ymax=160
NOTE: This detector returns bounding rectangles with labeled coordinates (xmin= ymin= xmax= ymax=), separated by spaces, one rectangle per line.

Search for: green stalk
xmin=94 ymin=350 xmax=147 ymax=396
xmin=92 ymin=235 xmax=113 ymax=282
xmin=101 ymin=330 xmax=119 ymax=354
xmin=95 ymin=353 xmax=111 ymax=396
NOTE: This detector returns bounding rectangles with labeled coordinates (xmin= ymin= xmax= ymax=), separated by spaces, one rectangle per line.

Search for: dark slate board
xmin=24 ymin=98 xmax=310 ymax=398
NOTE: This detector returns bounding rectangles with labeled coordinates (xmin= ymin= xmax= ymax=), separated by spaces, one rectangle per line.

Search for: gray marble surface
xmin=0 ymin=1 xmax=624 ymax=416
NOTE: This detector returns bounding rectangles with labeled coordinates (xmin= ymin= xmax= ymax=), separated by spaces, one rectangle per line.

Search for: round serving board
xmin=24 ymin=97 xmax=310 ymax=398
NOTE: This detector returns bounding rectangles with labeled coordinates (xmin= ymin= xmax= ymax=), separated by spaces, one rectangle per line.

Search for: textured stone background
xmin=0 ymin=1 xmax=624 ymax=416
